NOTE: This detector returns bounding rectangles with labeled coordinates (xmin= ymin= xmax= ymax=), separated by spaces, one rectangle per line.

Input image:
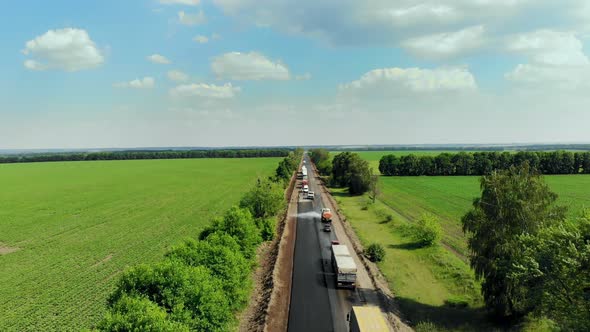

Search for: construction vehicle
xmin=331 ymin=244 xmax=357 ymax=288
xmin=321 ymin=208 xmax=332 ymax=222
xmin=347 ymin=306 xmax=389 ymax=332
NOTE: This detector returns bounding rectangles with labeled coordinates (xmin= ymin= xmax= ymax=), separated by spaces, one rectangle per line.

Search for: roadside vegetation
xmin=312 ymin=151 xmax=590 ymax=331
xmin=0 ymin=156 xmax=293 ymax=331
xmin=98 ymin=149 xmax=302 ymax=331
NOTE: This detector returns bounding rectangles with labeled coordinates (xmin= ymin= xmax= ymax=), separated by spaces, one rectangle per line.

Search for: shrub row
xmin=97 ymin=155 xmax=300 ymax=331
xmin=379 ymin=151 xmax=590 ymax=176
xmin=0 ymin=149 xmax=292 ymax=164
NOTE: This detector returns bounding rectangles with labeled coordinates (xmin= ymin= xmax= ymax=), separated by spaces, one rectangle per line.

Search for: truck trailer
xmin=331 ymin=244 xmax=357 ymax=288
xmin=348 ymin=306 xmax=389 ymax=332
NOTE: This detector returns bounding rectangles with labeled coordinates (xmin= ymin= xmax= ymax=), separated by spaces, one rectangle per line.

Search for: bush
xmin=108 ymin=261 xmax=232 ymax=331
xmin=99 ymin=295 xmax=189 ymax=332
xmin=165 ymin=237 xmax=251 ymax=310
xmin=210 ymin=206 xmax=262 ymax=259
xmin=240 ymin=179 xmax=285 ymax=219
xmin=365 ymin=243 xmax=386 ymax=262
xmin=444 ymin=296 xmax=469 ymax=308
xmin=255 ymin=217 xmax=276 ymax=241
xmin=412 ymin=214 xmax=442 ymax=247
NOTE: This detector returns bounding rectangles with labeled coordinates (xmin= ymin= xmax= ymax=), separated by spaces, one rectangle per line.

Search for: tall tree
xmin=462 ymin=163 xmax=565 ymax=317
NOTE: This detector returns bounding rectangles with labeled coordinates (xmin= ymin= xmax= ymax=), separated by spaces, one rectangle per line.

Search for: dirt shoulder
xmin=238 ymin=169 xmax=299 ymax=332
xmin=310 ymin=163 xmax=413 ymax=332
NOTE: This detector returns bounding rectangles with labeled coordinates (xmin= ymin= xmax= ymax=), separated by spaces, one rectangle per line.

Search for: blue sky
xmin=2 ymin=0 xmax=590 ymax=149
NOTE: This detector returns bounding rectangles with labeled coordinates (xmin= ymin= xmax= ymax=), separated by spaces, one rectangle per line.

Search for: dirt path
xmin=310 ymin=163 xmax=413 ymax=332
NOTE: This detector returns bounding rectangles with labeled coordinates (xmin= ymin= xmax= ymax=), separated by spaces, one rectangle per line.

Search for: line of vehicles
xmin=298 ymin=161 xmax=389 ymax=332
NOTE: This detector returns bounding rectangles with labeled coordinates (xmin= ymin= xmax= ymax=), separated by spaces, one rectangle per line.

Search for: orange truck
xmin=321 ymin=208 xmax=332 ymax=222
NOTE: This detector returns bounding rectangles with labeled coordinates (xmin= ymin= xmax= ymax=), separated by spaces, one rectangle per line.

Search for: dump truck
xmin=321 ymin=208 xmax=332 ymax=222
xmin=331 ymin=244 xmax=357 ymax=288
xmin=347 ymin=306 xmax=389 ymax=332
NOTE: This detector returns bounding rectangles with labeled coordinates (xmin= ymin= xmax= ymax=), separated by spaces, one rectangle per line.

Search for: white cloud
xmin=147 ymin=54 xmax=171 ymax=64
xmin=212 ymin=0 xmax=548 ymax=47
xmin=295 ymin=73 xmax=312 ymax=80
xmin=401 ymin=25 xmax=486 ymax=59
xmin=506 ymin=30 xmax=588 ymax=66
xmin=22 ymin=28 xmax=104 ymax=71
xmin=211 ymin=52 xmax=290 ymax=80
xmin=178 ymin=10 xmax=207 ymax=26
xmin=167 ymin=70 xmax=189 ymax=82
xmin=211 ymin=33 xmax=221 ymax=40
xmin=339 ymin=67 xmax=477 ymax=99
xmin=159 ymin=0 xmax=200 ymax=5
xmin=170 ymin=83 xmax=240 ymax=98
xmin=505 ymin=30 xmax=590 ymax=89
xmin=193 ymin=35 xmax=209 ymax=43
xmin=113 ymin=77 xmax=156 ymax=89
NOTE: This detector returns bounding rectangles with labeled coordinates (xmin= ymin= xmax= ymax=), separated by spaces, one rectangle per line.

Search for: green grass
xmin=378 ymin=175 xmax=590 ymax=256
xmin=0 ymin=158 xmax=279 ymax=331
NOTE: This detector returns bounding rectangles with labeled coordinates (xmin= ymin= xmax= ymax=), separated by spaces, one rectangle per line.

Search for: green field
xmin=0 ymin=158 xmax=279 ymax=331
xmin=379 ymin=175 xmax=590 ymax=256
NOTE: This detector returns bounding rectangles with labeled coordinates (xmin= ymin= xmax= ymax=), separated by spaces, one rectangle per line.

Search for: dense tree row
xmin=0 ymin=149 xmax=292 ymax=164
xmin=98 ymin=164 xmax=290 ymax=330
xmin=462 ymin=164 xmax=590 ymax=330
xmin=379 ymin=151 xmax=590 ymax=176
xmin=309 ymin=150 xmax=374 ymax=196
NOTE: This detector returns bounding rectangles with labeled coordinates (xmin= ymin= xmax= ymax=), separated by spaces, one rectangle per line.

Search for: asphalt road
xmin=287 ymin=155 xmax=352 ymax=332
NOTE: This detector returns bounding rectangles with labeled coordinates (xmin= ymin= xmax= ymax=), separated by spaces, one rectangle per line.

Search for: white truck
xmin=331 ymin=244 xmax=357 ymax=288
xmin=347 ymin=306 xmax=389 ymax=332
xmin=301 ymin=166 xmax=308 ymax=178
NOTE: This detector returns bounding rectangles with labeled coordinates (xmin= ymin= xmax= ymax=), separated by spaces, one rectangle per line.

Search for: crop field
xmin=0 ymin=158 xmax=279 ymax=331
xmin=378 ymin=175 xmax=590 ymax=255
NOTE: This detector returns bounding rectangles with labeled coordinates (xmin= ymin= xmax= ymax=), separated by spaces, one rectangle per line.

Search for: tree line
xmin=379 ymin=151 xmax=590 ymax=176
xmin=462 ymin=164 xmax=590 ymax=330
xmin=0 ymin=149 xmax=292 ymax=164
xmin=96 ymin=152 xmax=301 ymax=331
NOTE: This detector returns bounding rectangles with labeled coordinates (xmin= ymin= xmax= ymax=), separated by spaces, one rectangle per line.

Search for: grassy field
xmin=0 ymin=158 xmax=279 ymax=331
xmin=378 ymin=175 xmax=590 ymax=256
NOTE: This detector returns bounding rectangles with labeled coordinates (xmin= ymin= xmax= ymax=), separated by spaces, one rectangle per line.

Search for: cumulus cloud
xmin=401 ymin=25 xmax=486 ymax=59
xmin=167 ymin=70 xmax=189 ymax=82
xmin=147 ymin=54 xmax=171 ymax=64
xmin=22 ymin=28 xmax=104 ymax=71
xmin=193 ymin=35 xmax=209 ymax=43
xmin=159 ymin=0 xmax=200 ymax=5
xmin=170 ymin=83 xmax=240 ymax=98
xmin=211 ymin=52 xmax=290 ymax=80
xmin=339 ymin=67 xmax=477 ymax=99
xmin=113 ymin=77 xmax=156 ymax=89
xmin=178 ymin=10 xmax=206 ymax=25
xmin=505 ymin=30 xmax=590 ymax=89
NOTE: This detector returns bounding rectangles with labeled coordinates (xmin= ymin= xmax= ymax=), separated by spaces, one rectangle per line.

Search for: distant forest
xmin=379 ymin=150 xmax=590 ymax=176
xmin=332 ymin=144 xmax=590 ymax=152
xmin=0 ymin=149 xmax=291 ymax=164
